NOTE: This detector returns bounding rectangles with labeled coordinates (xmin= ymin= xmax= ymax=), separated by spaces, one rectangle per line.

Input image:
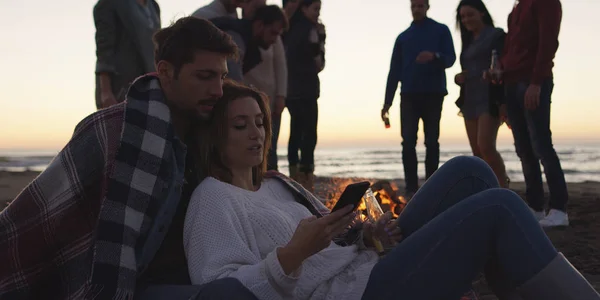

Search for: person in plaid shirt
xmin=0 ymin=17 xmax=259 ymax=300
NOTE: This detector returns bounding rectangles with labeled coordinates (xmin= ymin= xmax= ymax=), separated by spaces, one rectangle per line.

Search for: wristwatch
xmin=434 ymin=52 xmax=441 ymax=60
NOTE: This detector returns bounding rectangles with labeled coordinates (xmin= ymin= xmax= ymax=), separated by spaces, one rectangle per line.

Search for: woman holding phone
xmin=183 ymin=80 xmax=598 ymax=300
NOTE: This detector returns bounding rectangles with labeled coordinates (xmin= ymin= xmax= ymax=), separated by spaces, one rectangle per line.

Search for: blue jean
xmin=362 ymin=156 xmax=558 ymax=299
xmin=400 ymin=93 xmax=445 ymax=193
xmin=135 ymin=278 xmax=259 ymax=300
xmin=505 ymin=79 xmax=568 ymax=211
xmin=267 ymin=113 xmax=282 ymax=171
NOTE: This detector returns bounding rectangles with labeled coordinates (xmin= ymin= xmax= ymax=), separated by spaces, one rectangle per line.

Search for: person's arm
xmin=436 ymin=25 xmax=456 ymax=69
xmin=152 ymin=1 xmax=161 ymax=28
xmin=384 ymin=37 xmax=403 ymax=108
xmin=184 ymin=183 xmax=301 ymax=299
xmin=227 ymin=31 xmax=245 ymax=82
xmin=531 ymin=0 xmax=562 ymax=85
xmin=273 ymin=36 xmax=288 ymax=98
xmin=93 ymin=0 xmax=118 ymax=94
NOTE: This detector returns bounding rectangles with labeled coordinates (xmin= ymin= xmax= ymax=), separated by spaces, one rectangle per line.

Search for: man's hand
xmin=455 ymin=71 xmax=467 ymax=85
xmin=100 ymin=90 xmax=118 ymax=109
xmin=381 ymin=104 xmax=391 ymax=121
xmin=416 ymin=51 xmax=435 ymax=64
xmin=363 ymin=212 xmax=403 ymax=247
xmin=273 ymin=96 xmax=286 ymax=116
xmin=524 ymin=84 xmax=541 ymax=111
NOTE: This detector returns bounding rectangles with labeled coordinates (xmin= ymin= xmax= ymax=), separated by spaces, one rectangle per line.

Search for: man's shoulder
xmin=73 ymin=103 xmax=124 ymax=139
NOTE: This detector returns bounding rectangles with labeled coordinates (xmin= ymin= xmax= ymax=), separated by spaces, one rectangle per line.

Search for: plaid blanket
xmin=0 ymin=74 xmax=176 ymax=299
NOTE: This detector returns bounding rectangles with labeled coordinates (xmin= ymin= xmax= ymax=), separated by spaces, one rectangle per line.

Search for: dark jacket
xmin=456 ymin=30 xmax=506 ymax=117
xmin=93 ymin=0 xmax=160 ymax=109
xmin=384 ymin=18 xmax=456 ymax=106
xmin=284 ymin=13 xmax=321 ymax=99
xmin=210 ymin=17 xmax=263 ymax=82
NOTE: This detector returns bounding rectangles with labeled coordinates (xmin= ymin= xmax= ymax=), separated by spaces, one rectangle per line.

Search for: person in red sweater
xmin=498 ymin=0 xmax=568 ymax=227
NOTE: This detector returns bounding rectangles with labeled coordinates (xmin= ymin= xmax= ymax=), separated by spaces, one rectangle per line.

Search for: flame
xmin=320 ymin=178 xmax=405 ymax=218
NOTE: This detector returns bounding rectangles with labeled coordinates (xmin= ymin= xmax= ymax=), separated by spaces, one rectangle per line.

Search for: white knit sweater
xmin=183 ymin=177 xmax=379 ymax=300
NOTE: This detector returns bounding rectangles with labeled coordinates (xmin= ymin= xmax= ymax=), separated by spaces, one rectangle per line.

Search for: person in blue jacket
xmin=381 ymin=0 xmax=456 ymax=198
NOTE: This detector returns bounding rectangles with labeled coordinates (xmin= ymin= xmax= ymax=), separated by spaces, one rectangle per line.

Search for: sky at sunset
xmin=0 ymin=0 xmax=598 ymax=151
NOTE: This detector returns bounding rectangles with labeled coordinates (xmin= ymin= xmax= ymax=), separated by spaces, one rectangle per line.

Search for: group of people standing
xmin=383 ymin=0 xmax=568 ymax=228
xmin=93 ymin=0 xmax=325 ymax=192
xmin=2 ymin=0 xmax=599 ymax=299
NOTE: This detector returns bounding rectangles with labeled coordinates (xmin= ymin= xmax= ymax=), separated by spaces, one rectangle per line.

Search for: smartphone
xmin=331 ymin=181 xmax=371 ymax=214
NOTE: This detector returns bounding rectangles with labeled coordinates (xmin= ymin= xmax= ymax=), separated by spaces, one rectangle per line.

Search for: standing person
xmin=210 ymin=5 xmax=288 ymax=83
xmin=497 ymin=0 xmax=568 ymax=227
xmin=282 ymin=0 xmax=300 ymax=18
xmin=242 ymin=0 xmax=288 ymax=171
xmin=284 ymin=0 xmax=325 ymax=192
xmin=454 ymin=0 xmax=510 ymax=188
xmin=381 ymin=0 xmax=456 ymax=198
xmin=0 ymin=17 xmax=259 ymax=300
xmin=192 ymin=0 xmax=243 ymax=19
xmin=93 ymin=0 xmax=160 ymax=110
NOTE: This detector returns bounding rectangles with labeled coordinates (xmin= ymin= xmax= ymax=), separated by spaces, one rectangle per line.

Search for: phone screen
xmin=331 ymin=181 xmax=371 ymax=213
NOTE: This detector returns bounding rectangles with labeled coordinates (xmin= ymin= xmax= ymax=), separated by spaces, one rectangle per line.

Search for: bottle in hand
xmin=490 ymin=49 xmax=502 ymax=83
xmin=382 ymin=112 xmax=390 ymax=129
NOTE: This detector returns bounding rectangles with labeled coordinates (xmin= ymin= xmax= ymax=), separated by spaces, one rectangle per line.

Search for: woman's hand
xmin=455 ymin=71 xmax=467 ymax=85
xmin=279 ymin=205 xmax=356 ymax=274
xmin=363 ymin=212 xmax=403 ymax=248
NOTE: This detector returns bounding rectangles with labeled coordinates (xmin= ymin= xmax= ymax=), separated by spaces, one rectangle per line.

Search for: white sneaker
xmin=539 ymin=209 xmax=569 ymax=227
xmin=530 ymin=207 xmax=546 ymax=221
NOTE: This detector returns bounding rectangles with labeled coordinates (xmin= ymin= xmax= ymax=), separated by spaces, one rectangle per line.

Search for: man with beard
xmin=241 ymin=0 xmax=288 ymax=171
xmin=210 ymin=5 xmax=288 ymax=82
xmin=0 ymin=17 xmax=259 ymax=300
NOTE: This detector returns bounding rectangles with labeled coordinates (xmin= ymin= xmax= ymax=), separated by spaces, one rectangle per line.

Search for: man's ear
xmin=156 ymin=60 xmax=174 ymax=81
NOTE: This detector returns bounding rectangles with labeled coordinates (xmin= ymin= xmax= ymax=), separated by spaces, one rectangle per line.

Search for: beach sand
xmin=2 ymin=171 xmax=599 ymax=298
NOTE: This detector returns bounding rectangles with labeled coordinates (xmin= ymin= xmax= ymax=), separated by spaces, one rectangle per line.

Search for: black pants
xmin=287 ymin=97 xmax=318 ymax=170
xmin=400 ymin=93 xmax=445 ymax=193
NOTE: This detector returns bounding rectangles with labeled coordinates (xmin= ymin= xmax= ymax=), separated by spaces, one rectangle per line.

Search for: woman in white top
xmin=183 ymin=80 xmax=599 ymax=300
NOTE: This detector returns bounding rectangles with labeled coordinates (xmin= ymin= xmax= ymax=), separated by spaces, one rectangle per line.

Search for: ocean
xmin=1 ymin=144 xmax=599 ymax=182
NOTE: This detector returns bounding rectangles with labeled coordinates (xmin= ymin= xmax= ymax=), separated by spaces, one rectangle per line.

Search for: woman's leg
xmin=478 ymin=113 xmax=509 ymax=188
xmin=362 ymin=188 xmax=559 ymax=300
xmin=464 ymin=118 xmax=482 ymax=158
xmin=396 ymin=155 xmax=500 ymax=237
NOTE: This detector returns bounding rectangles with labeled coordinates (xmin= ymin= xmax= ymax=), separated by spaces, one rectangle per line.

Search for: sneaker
xmin=539 ymin=209 xmax=569 ymax=227
xmin=530 ymin=207 xmax=546 ymax=221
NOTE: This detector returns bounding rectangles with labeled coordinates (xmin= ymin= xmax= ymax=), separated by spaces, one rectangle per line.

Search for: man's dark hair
xmin=253 ymin=5 xmax=289 ymax=30
xmin=153 ymin=17 xmax=239 ymax=77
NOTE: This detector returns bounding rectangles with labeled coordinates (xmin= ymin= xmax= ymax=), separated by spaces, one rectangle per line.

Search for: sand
xmin=2 ymin=171 xmax=599 ymax=298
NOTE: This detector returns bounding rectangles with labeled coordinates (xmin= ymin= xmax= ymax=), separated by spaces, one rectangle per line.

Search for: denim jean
xmin=287 ymin=97 xmax=318 ymax=170
xmin=504 ymin=79 xmax=568 ymax=211
xmin=135 ymin=278 xmax=259 ymax=300
xmin=400 ymin=93 xmax=445 ymax=193
xmin=362 ymin=156 xmax=558 ymax=299
xmin=267 ymin=112 xmax=282 ymax=171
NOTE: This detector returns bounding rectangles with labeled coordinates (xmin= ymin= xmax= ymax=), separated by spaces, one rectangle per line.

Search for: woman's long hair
xmin=456 ymin=0 xmax=494 ymax=52
xmin=194 ymin=79 xmax=272 ymax=186
xmin=290 ymin=0 xmax=320 ymax=25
